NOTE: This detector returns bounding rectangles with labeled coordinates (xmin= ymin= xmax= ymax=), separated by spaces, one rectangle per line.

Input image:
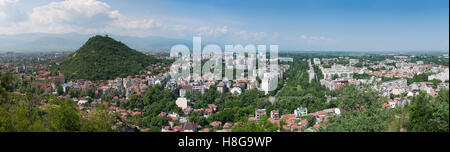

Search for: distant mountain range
xmin=0 ymin=33 xmax=191 ymax=53
xmin=1 ymin=33 xmax=447 ymax=54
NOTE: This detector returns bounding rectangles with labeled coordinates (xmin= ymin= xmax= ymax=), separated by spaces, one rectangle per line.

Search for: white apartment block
xmin=322 ymin=64 xmax=354 ymax=80
xmin=428 ymin=69 xmax=449 ymax=82
xmin=261 ymin=72 xmax=279 ymax=95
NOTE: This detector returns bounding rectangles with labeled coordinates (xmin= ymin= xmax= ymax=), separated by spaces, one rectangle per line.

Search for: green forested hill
xmin=60 ymin=35 xmax=156 ymax=80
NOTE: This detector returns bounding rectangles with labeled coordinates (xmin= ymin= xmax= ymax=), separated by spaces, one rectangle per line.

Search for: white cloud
xmin=299 ymin=34 xmax=334 ymax=42
xmin=232 ymin=30 xmax=270 ymax=42
xmin=300 ymin=34 xmax=308 ymax=39
xmin=108 ymin=10 xmax=162 ymax=30
xmin=0 ymin=11 xmax=5 ymax=20
xmin=0 ymin=0 xmax=254 ymax=41
xmin=29 ymin=0 xmax=110 ymax=25
xmin=196 ymin=26 xmax=228 ymax=37
xmin=0 ymin=0 xmax=175 ymax=36
xmin=253 ymin=32 xmax=267 ymax=41
xmin=0 ymin=0 xmax=18 ymax=6
xmin=309 ymin=36 xmax=332 ymax=41
xmin=0 ymin=0 xmax=18 ymax=21
xmin=3 ymin=0 xmax=115 ymax=34
xmin=271 ymin=32 xmax=279 ymax=42
xmin=234 ymin=30 xmax=250 ymax=40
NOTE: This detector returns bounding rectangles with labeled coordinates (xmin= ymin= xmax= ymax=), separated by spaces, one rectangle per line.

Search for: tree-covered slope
xmin=60 ymin=35 xmax=156 ymax=80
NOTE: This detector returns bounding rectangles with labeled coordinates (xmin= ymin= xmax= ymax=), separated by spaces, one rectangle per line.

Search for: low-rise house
xmin=210 ymin=121 xmax=222 ymax=128
xmin=389 ymin=101 xmax=397 ymax=108
xmin=183 ymin=107 xmax=192 ymax=115
xmin=281 ymin=114 xmax=296 ymax=120
xmin=270 ymin=110 xmax=280 ymax=119
xmin=208 ymin=104 xmax=217 ymax=111
xmin=183 ymin=122 xmax=198 ymax=132
xmin=168 ymin=113 xmax=179 ymax=121
xmin=173 ymin=126 xmax=184 ymax=132
xmin=159 ymin=112 xmax=167 ymax=117
xmin=77 ymin=99 xmax=88 ymax=106
xmin=247 ymin=79 xmax=260 ymax=90
xmin=199 ymin=128 xmax=210 ymax=132
xmin=179 ymin=85 xmax=192 ymax=97
xmin=204 ymin=108 xmax=213 ymax=118
xmin=294 ymin=107 xmax=308 ymax=118
xmin=216 ymin=129 xmax=232 ymax=132
xmin=216 ymin=82 xmax=227 ymax=93
xmin=255 ymin=109 xmax=267 ymax=120
xmin=223 ymin=123 xmax=233 ymax=128
xmin=248 ymin=117 xmax=257 ymax=122
xmin=161 ymin=126 xmax=171 ymax=132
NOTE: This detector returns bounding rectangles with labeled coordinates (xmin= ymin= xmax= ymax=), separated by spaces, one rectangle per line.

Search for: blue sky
xmin=0 ymin=0 xmax=448 ymax=51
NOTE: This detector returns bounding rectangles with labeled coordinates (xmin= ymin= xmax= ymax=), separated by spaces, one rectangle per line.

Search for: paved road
xmin=270 ymin=77 xmax=288 ymax=104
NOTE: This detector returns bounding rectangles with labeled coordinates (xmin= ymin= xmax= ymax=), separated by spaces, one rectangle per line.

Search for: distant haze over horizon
xmin=0 ymin=33 xmax=448 ymax=54
xmin=0 ymin=0 xmax=448 ymax=52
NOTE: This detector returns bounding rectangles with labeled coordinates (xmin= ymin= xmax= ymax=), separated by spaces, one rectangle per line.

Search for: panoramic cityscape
xmin=0 ymin=0 xmax=448 ymax=134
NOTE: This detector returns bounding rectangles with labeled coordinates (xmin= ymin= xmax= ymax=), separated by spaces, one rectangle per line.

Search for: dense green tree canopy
xmin=408 ymin=90 xmax=449 ymax=132
xmin=60 ymin=35 xmax=157 ymax=80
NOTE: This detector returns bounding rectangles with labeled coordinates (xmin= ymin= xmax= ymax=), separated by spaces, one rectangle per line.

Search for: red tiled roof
xmin=159 ymin=112 xmax=167 ymax=117
xmin=318 ymin=111 xmax=326 ymax=115
xmin=285 ymin=119 xmax=294 ymax=126
xmin=173 ymin=126 xmax=184 ymax=132
xmin=216 ymin=129 xmax=232 ymax=132
xmin=223 ymin=123 xmax=232 ymax=128
xmin=140 ymin=128 xmax=150 ymax=132
xmin=183 ymin=122 xmax=198 ymax=131
xmin=194 ymin=109 xmax=204 ymax=112
xmin=281 ymin=114 xmax=296 ymax=119
xmin=208 ymin=104 xmax=217 ymax=108
xmin=205 ymin=108 xmax=213 ymax=113
xmin=181 ymin=85 xmax=193 ymax=90
xmin=382 ymin=103 xmax=389 ymax=109
xmin=300 ymin=120 xmax=308 ymax=126
xmin=323 ymin=117 xmax=329 ymax=123
xmin=210 ymin=121 xmax=222 ymax=127
xmin=35 ymin=77 xmax=45 ymax=81
xmin=291 ymin=124 xmax=302 ymax=131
